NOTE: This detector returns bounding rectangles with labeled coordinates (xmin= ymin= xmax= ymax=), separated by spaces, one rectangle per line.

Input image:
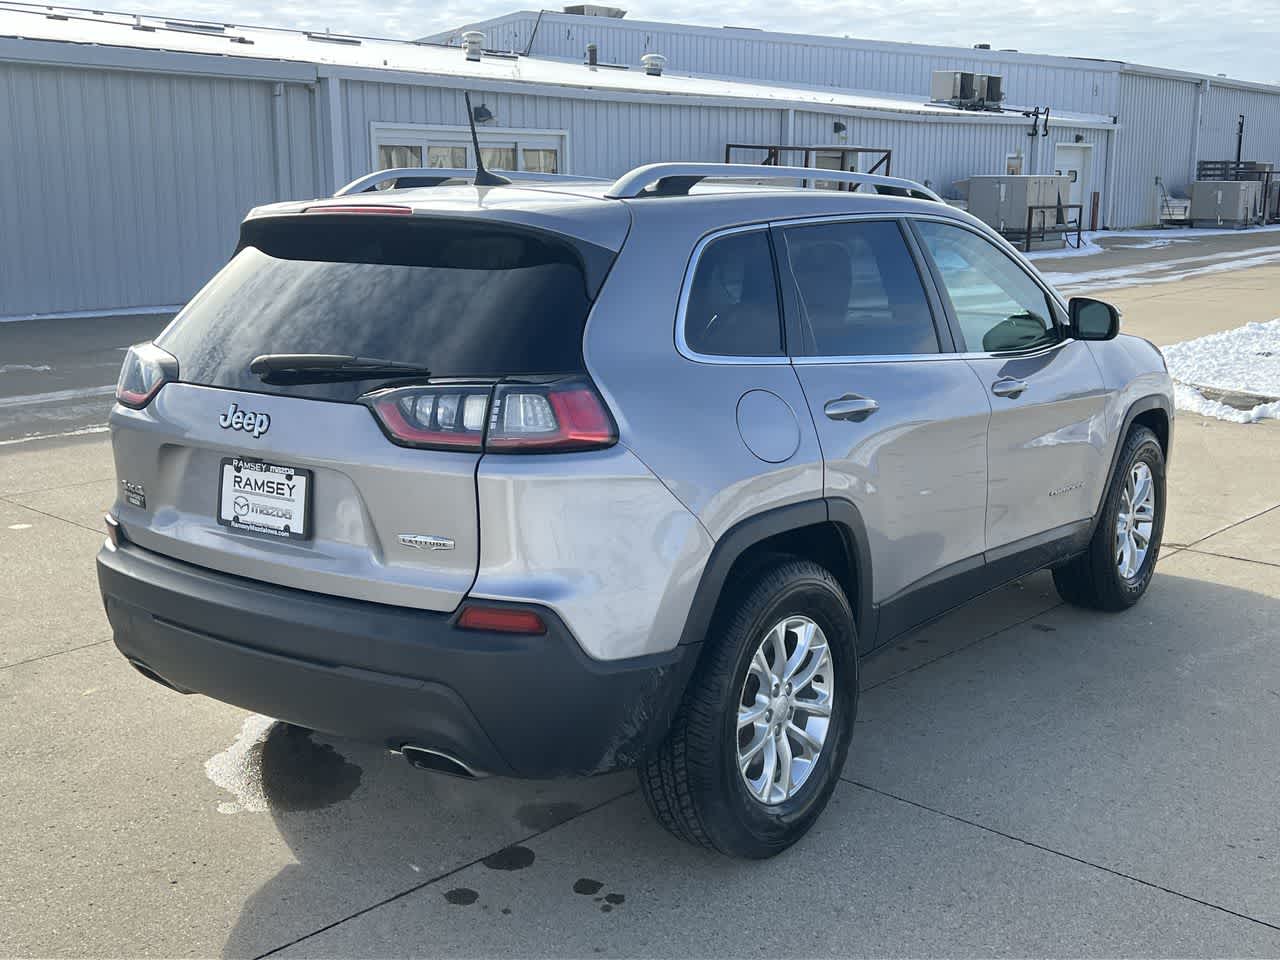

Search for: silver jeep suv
xmin=98 ymin=162 xmax=1173 ymax=858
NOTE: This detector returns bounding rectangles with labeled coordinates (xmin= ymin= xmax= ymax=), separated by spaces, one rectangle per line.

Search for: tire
xmin=638 ymin=556 xmax=858 ymax=858
xmin=1053 ymin=425 xmax=1166 ymax=611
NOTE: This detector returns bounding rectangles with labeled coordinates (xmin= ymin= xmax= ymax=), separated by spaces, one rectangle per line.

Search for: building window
xmin=523 ymin=148 xmax=559 ymax=173
xmin=378 ymin=144 xmax=423 ymax=169
xmin=426 ymin=145 xmax=467 ymax=168
xmin=372 ymin=123 xmax=566 ymax=177
xmin=479 ymin=146 xmax=517 ymax=170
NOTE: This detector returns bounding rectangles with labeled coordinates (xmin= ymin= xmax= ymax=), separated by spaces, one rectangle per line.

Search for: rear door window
xmin=780 ymin=219 xmax=940 ymax=357
xmin=683 ymin=229 xmax=784 ymax=358
xmin=158 ymin=216 xmax=616 ymax=402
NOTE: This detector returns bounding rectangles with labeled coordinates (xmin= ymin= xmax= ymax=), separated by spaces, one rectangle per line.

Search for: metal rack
xmin=724 ymin=143 xmax=893 ymax=179
xmin=1017 ymin=203 xmax=1084 ymax=253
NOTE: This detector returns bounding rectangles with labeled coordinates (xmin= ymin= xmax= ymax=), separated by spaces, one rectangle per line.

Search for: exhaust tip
xmin=398 ymin=745 xmax=487 ymax=779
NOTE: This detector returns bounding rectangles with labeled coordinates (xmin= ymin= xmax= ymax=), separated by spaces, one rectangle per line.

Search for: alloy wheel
xmin=736 ymin=615 xmax=835 ymax=805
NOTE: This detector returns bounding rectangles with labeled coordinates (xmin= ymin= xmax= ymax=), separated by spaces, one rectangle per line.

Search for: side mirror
xmin=1068 ymin=297 xmax=1120 ymax=341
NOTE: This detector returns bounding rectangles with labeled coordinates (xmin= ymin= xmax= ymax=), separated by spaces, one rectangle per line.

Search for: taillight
xmin=363 ymin=377 xmax=617 ymax=454
xmin=486 ymin=379 xmax=617 ymax=452
xmin=363 ymin=383 xmax=491 ymax=451
xmin=115 ymin=342 xmax=178 ymax=409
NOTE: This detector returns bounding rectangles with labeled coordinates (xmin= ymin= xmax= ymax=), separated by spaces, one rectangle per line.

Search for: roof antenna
xmin=465 ymin=92 xmax=510 ymax=187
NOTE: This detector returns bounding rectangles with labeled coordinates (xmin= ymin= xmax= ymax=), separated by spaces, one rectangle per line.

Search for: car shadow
xmin=222 ymin=564 xmax=1280 ymax=957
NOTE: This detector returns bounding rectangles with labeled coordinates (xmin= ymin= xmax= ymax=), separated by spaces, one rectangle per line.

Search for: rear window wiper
xmin=249 ymin=354 xmax=433 ymax=384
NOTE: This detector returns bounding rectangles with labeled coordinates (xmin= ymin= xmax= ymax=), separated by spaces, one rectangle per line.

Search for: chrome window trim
xmin=674 ymin=223 xmax=791 ymax=366
xmin=673 ymin=209 xmax=1074 ymax=367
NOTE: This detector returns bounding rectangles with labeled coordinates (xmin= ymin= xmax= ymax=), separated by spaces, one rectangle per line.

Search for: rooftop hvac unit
xmin=931 ymin=70 xmax=975 ymax=103
xmin=931 ymin=70 xmax=1004 ymax=112
xmin=976 ymin=74 xmax=1003 ymax=104
xmin=562 ymin=4 xmax=627 ymax=16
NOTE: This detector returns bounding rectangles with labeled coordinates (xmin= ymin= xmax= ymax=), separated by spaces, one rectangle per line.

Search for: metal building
xmin=0 ymin=3 xmax=1276 ymax=319
xmin=431 ymin=10 xmax=1280 ymax=233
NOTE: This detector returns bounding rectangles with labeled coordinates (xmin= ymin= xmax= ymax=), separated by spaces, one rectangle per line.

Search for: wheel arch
xmin=1088 ymin=393 xmax=1172 ymax=539
xmin=677 ymin=499 xmax=876 ymax=655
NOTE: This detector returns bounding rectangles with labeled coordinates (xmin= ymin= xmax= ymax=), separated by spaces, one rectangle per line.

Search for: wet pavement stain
xmin=515 ymin=801 xmax=583 ymax=831
xmin=482 ymin=845 xmax=536 ymax=871
xmin=444 ymin=888 xmax=479 ymax=906
xmin=501 ymin=907 xmax=511 ymax=915
xmin=573 ymin=878 xmax=604 ymax=895
xmin=256 ymin=723 xmax=362 ymax=811
xmin=604 ymin=893 xmax=625 ymax=905
xmin=600 ymin=904 xmax=613 ymax=913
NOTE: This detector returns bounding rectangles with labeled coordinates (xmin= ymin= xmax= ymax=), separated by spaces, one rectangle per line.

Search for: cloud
xmin=114 ymin=0 xmax=1279 ymax=84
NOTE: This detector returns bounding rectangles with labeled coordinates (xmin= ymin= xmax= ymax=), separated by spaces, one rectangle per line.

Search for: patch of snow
xmin=204 ymin=714 xmax=276 ymax=814
xmin=0 ymin=424 xmax=110 ymax=446
xmin=1023 ymin=233 xmax=1105 ymax=261
xmin=1042 ymin=246 xmax=1280 ymax=293
xmin=0 ymin=364 xmax=53 ymax=373
xmin=1172 ymin=384 xmax=1280 ymax=424
xmin=1162 ymin=319 xmax=1280 ymax=424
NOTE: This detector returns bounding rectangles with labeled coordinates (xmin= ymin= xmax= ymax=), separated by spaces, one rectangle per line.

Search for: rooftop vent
xmin=563 ymin=4 xmax=627 ymax=17
xmin=462 ymin=30 xmax=485 ymax=61
xmin=641 ymin=52 xmax=666 ymax=76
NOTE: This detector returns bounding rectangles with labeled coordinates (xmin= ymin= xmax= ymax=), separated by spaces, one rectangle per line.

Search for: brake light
xmin=456 ymin=605 xmax=547 ymax=635
xmin=486 ymin=379 xmax=617 ymax=452
xmin=115 ymin=342 xmax=178 ymax=409
xmin=363 ymin=378 xmax=617 ymax=454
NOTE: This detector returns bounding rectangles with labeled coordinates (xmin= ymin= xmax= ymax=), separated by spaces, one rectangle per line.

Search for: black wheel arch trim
xmin=677 ymin=497 xmax=876 ymax=653
xmin=1087 ymin=393 xmax=1173 ymax=540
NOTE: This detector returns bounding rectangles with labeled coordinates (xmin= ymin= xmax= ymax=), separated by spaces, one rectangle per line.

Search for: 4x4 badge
xmin=398 ymin=534 xmax=455 ymax=551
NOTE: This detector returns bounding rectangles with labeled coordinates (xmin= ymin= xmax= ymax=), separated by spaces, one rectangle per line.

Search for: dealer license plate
xmin=217 ymin=457 xmax=311 ymax=540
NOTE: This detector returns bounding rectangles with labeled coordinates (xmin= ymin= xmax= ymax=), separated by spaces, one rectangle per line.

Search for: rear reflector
xmin=456 ymin=605 xmax=547 ymax=635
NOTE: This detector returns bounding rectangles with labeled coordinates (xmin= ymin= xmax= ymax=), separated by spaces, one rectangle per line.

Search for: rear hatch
xmin=110 ymin=204 xmax=622 ymax=611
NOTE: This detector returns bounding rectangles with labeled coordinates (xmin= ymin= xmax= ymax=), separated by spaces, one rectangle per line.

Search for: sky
xmin=100 ymin=1 xmax=1280 ymax=85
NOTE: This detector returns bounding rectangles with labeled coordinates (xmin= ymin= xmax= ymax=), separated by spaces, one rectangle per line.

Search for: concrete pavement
xmin=3 ymin=236 xmax=1280 ymax=958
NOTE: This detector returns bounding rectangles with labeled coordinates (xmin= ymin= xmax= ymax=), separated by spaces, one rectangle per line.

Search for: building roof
xmin=0 ymin=2 xmax=1115 ymax=127
xmin=426 ymin=8 xmax=1280 ymax=97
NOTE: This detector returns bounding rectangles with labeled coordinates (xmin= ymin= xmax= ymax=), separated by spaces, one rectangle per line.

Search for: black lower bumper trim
xmin=97 ymin=541 xmax=698 ymax=778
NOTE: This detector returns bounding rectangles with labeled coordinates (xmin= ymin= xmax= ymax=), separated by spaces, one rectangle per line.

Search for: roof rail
xmin=604 ymin=163 xmax=942 ymax=201
xmin=334 ymin=167 xmax=607 ymax=196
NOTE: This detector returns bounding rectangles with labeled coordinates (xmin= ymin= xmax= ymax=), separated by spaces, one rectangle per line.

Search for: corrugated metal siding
xmin=1200 ymin=84 xmax=1280 ymax=168
xmin=790 ymin=110 xmax=1027 ymax=199
xmin=435 ymin=15 xmax=1120 ymax=116
xmin=0 ymin=61 xmax=316 ymax=317
xmin=1111 ymin=72 xmax=1199 ymax=227
xmin=340 ymin=80 xmax=782 ymax=180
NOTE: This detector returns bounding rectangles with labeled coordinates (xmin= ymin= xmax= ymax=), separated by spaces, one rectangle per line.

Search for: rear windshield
xmin=158 ymin=216 xmax=616 ymax=401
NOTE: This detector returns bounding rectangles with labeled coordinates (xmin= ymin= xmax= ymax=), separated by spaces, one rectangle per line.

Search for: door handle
xmin=991 ymin=378 xmax=1029 ymax=398
xmin=824 ymin=394 xmax=880 ymax=422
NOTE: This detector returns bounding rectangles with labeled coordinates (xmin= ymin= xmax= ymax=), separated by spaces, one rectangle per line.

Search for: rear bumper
xmin=97 ymin=540 xmax=698 ymax=777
